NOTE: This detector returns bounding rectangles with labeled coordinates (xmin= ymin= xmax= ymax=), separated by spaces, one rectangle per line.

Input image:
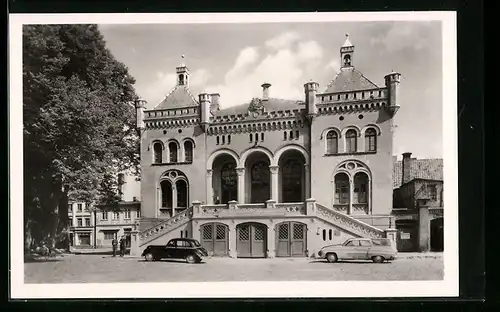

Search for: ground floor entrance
xmin=430 ymin=218 xmax=444 ymax=252
xmin=236 ymin=222 xmax=267 ymax=258
xmin=396 ymin=220 xmax=418 ymax=252
xmin=200 ymin=222 xmax=229 ymax=256
xmin=276 ymin=222 xmax=307 ymax=257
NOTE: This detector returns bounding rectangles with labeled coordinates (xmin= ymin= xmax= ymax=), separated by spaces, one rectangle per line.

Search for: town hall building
xmin=129 ymin=35 xmax=402 ymax=258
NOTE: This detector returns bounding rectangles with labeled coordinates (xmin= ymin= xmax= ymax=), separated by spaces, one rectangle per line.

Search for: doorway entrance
xmin=200 ymin=223 xmax=229 ymax=256
xmin=430 ymin=218 xmax=444 ymax=252
xmin=236 ymin=222 xmax=267 ymax=258
xmin=276 ymin=222 xmax=307 ymax=257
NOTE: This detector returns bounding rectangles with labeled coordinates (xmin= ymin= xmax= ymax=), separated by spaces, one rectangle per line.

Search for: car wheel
xmin=186 ymin=254 xmax=196 ymax=264
xmin=144 ymin=253 xmax=154 ymax=262
xmin=326 ymin=253 xmax=338 ymax=263
xmin=372 ymin=256 xmax=385 ymax=263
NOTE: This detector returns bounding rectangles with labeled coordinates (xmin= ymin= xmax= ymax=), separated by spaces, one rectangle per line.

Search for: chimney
xmin=402 ymin=152 xmax=412 ymax=185
xmin=210 ymin=93 xmax=220 ymax=115
xmin=261 ymin=83 xmax=271 ymax=101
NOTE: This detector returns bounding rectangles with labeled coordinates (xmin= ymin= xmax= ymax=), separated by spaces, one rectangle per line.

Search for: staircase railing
xmin=139 ymin=206 xmax=193 ymax=246
xmin=316 ymin=204 xmax=385 ymax=238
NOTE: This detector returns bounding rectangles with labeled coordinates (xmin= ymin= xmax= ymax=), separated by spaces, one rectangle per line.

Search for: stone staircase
xmin=134 ymin=200 xmax=396 ymax=255
xmin=138 ymin=207 xmax=193 ymax=247
xmin=315 ymin=203 xmax=385 ymax=238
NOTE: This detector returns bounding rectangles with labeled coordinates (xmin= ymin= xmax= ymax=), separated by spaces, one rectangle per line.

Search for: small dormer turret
xmin=340 ymin=34 xmax=355 ymax=68
xmin=384 ymin=71 xmax=401 ymax=117
xmin=304 ymin=80 xmax=319 ymax=120
xmin=134 ymin=98 xmax=147 ymax=132
xmin=176 ymin=55 xmax=190 ymax=87
xmin=199 ymin=91 xmax=211 ymax=126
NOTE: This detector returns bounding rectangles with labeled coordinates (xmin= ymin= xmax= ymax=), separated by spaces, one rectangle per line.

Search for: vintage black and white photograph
xmin=10 ymin=12 xmax=458 ymax=298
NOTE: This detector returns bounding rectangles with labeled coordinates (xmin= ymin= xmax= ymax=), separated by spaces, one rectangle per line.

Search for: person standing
xmin=112 ymin=236 xmax=118 ymax=257
xmin=119 ymin=236 xmax=126 ymax=257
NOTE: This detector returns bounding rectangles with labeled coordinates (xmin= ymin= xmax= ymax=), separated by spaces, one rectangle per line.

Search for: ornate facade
xmin=131 ymin=36 xmax=401 ymax=258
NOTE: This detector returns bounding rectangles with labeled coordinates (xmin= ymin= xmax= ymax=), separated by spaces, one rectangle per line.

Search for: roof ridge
xmin=323 ymin=70 xmax=342 ymax=93
xmin=352 ymin=67 xmax=379 ymax=88
xmin=152 ymin=85 xmax=178 ymax=110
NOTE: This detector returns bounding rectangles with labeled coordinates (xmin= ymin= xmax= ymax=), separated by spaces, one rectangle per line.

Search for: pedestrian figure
xmin=119 ymin=236 xmax=126 ymax=257
xmin=112 ymin=236 xmax=118 ymax=257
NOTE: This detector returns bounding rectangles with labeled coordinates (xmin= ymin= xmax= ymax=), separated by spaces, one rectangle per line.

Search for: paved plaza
xmin=24 ymin=253 xmax=444 ymax=283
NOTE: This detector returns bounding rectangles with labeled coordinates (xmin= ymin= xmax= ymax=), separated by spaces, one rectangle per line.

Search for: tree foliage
xmin=23 ymin=25 xmax=139 ymax=248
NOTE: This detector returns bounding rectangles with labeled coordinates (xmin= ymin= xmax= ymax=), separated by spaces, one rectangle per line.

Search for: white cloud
xmin=370 ymin=23 xmax=430 ymax=53
xmin=265 ymin=31 xmax=300 ymax=50
xmin=326 ymin=59 xmax=340 ymax=72
xmin=139 ymin=31 xmax=331 ymax=109
xmin=205 ymin=32 xmax=327 ymax=108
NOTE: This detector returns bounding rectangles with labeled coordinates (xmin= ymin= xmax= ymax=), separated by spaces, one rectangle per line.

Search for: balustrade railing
xmin=316 ymin=204 xmax=384 ymax=238
xmin=139 ymin=207 xmax=193 ymax=244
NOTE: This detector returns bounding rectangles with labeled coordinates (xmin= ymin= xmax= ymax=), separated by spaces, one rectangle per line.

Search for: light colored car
xmin=317 ymin=238 xmax=397 ymax=263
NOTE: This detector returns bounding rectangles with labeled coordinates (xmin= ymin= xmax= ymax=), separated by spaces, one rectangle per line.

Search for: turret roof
xmin=322 ymin=67 xmax=379 ymax=94
xmin=153 ymin=85 xmax=198 ymax=110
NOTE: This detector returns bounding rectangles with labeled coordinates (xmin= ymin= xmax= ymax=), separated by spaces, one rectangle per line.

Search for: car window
xmin=345 ymin=240 xmax=359 ymax=247
xmin=192 ymin=240 xmax=201 ymax=247
xmin=372 ymin=239 xmax=390 ymax=246
xmin=176 ymin=240 xmax=189 ymax=247
xmin=359 ymin=240 xmax=371 ymax=247
xmin=166 ymin=240 xmax=176 ymax=247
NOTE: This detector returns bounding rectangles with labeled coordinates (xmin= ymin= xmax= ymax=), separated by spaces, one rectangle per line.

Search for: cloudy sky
xmin=99 ymin=21 xmax=442 ymax=159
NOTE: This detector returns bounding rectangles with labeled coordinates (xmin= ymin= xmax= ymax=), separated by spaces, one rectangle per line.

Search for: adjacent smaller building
xmin=392 ymin=152 xmax=444 ymax=252
xmin=68 ymin=199 xmax=141 ymax=248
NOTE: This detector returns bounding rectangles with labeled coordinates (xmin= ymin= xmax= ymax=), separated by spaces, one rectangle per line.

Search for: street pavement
xmin=24 ymin=253 xmax=444 ymax=283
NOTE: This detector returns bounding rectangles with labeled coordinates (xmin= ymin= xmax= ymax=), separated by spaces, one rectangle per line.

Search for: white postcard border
xmin=9 ymin=11 xmax=458 ymax=298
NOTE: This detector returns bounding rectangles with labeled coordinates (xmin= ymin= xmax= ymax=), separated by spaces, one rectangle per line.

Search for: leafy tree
xmin=23 ymin=24 xmax=140 ymax=250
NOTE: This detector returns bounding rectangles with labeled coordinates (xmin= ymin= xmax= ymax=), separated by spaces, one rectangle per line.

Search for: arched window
xmin=169 ymin=142 xmax=178 ymax=163
xmin=322 ymin=229 xmax=326 ymax=241
xmin=343 ymin=54 xmax=351 ymax=66
xmin=250 ymin=161 xmax=270 ymax=203
xmin=261 ymin=133 xmax=264 ymax=141
xmin=222 ymin=135 xmax=226 ymax=144
xmin=255 ymin=133 xmax=259 ymax=142
xmin=365 ymin=128 xmax=377 ymax=152
xmin=249 ymin=134 xmax=253 ymax=142
xmin=283 ymin=132 xmax=287 ymax=140
xmin=281 ymin=159 xmax=303 ymax=203
xmin=345 ymin=129 xmax=357 ymax=153
xmin=176 ymin=180 xmax=188 ymax=208
xmin=334 ymin=173 xmax=350 ymax=205
xmin=228 ymin=135 xmax=231 ymax=144
xmin=153 ymin=142 xmax=163 ymax=164
xmin=289 ymin=131 xmax=294 ymax=140
xmin=354 ymin=172 xmax=368 ymax=204
xmin=220 ymin=162 xmax=237 ymax=204
xmin=216 ymin=136 xmax=220 ymax=145
xmin=178 ymin=74 xmax=185 ymax=85
xmin=326 ymin=131 xmax=338 ymax=154
xmin=329 ymin=229 xmax=333 ymax=240
xmin=184 ymin=140 xmax=193 ymax=162
xmin=160 ymin=180 xmax=173 ymax=208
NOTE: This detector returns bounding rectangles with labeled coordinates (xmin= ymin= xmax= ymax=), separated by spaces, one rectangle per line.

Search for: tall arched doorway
xmin=245 ymin=152 xmax=271 ymax=203
xmin=275 ymin=221 xmax=307 ymax=257
xmin=278 ymin=149 xmax=305 ymax=203
xmin=236 ymin=222 xmax=267 ymax=258
xmin=212 ymin=154 xmax=238 ymax=204
xmin=200 ymin=222 xmax=229 ymax=256
xmin=430 ymin=218 xmax=444 ymax=252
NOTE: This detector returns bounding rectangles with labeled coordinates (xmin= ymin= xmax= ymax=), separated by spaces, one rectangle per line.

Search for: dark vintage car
xmin=142 ymin=238 xmax=210 ymax=263
xmin=317 ymin=238 xmax=397 ymax=263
